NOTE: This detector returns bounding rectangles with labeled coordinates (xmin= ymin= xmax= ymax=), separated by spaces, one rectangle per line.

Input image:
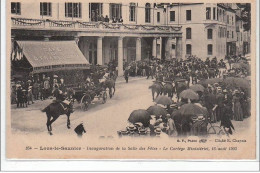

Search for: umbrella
xmin=146 ymin=105 xmax=168 ymax=119
xmin=198 ymin=78 xmax=223 ymax=85
xmin=232 ymin=62 xmax=250 ymax=71
xmin=179 ymin=103 xmax=208 ymax=116
xmin=154 ymin=95 xmax=173 ymax=105
xmin=179 ymin=89 xmax=199 ymax=100
xmin=224 ymin=77 xmax=250 ymax=90
xmin=128 ymin=109 xmax=151 ymax=127
xmin=189 ymin=84 xmax=204 ymax=92
xmin=233 ymin=77 xmax=250 ymax=89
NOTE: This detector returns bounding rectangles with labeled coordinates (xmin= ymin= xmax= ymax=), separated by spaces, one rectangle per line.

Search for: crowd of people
xmin=11 ymin=66 xmax=117 ymax=108
xmin=118 ymin=54 xmax=251 ymax=137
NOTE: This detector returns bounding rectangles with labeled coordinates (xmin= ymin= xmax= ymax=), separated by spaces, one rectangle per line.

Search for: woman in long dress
xmin=233 ymin=93 xmax=243 ymax=121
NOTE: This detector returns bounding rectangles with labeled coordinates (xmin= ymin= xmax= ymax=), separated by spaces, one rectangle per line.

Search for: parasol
xmin=189 ymin=84 xmax=204 ymax=92
xmin=146 ymin=105 xmax=168 ymax=119
xmin=179 ymin=89 xmax=199 ymax=100
xmin=179 ymin=103 xmax=208 ymax=116
xmin=128 ymin=109 xmax=151 ymax=127
xmin=154 ymin=95 xmax=173 ymax=105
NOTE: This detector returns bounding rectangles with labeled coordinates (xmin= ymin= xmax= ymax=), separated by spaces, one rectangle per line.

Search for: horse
xmin=175 ymin=81 xmax=188 ymax=101
xmin=42 ymin=100 xmax=74 ymax=135
xmin=149 ymin=82 xmax=163 ymax=101
xmin=163 ymin=82 xmax=175 ymax=98
xmin=103 ymin=75 xmax=117 ymax=98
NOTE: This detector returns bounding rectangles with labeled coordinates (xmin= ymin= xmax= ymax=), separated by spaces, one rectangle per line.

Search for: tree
xmin=240 ymin=3 xmax=251 ymax=31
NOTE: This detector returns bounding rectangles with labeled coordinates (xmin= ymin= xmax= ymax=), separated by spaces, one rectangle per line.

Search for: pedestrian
xmin=220 ymin=102 xmax=235 ymax=135
xmin=74 ymin=122 xmax=86 ymax=137
xmin=124 ymin=68 xmax=129 ymax=83
xmin=32 ymin=80 xmax=39 ymax=100
xmin=233 ymin=90 xmax=243 ymax=121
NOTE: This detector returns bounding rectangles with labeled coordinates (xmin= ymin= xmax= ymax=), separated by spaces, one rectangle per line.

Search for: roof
xmin=17 ymin=41 xmax=89 ymax=73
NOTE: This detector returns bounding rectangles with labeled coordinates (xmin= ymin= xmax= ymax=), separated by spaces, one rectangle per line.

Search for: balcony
xmin=11 ymin=17 xmax=182 ymax=37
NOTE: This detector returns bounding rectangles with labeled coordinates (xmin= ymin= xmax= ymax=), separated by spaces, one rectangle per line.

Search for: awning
xmin=17 ymin=40 xmax=90 ymax=73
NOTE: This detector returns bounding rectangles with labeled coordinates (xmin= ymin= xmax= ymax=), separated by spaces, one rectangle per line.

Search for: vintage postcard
xmin=5 ymin=0 xmax=257 ymax=160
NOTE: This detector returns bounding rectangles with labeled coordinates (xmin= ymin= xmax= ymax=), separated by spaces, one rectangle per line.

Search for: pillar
xmin=97 ymin=36 xmax=103 ymax=65
xmin=176 ymin=37 xmax=183 ymax=59
xmin=118 ymin=37 xmax=124 ymax=76
xmin=136 ymin=37 xmax=141 ymax=61
xmin=74 ymin=36 xmax=80 ymax=46
xmin=152 ymin=37 xmax=157 ymax=58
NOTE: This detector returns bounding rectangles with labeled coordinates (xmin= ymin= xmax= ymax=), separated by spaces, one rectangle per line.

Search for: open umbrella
xmin=128 ymin=109 xmax=151 ymax=127
xmin=147 ymin=105 xmax=168 ymax=119
xmin=189 ymin=84 xmax=204 ymax=92
xmin=179 ymin=89 xmax=199 ymax=100
xmin=233 ymin=77 xmax=250 ymax=90
xmin=224 ymin=77 xmax=250 ymax=90
xmin=232 ymin=62 xmax=250 ymax=71
xmin=198 ymin=78 xmax=223 ymax=85
xmin=154 ymin=95 xmax=173 ymax=105
xmin=179 ymin=103 xmax=208 ymax=116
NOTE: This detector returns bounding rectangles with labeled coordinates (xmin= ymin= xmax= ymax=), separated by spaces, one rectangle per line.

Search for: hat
xmin=27 ymin=80 xmax=32 ymax=82
xmin=127 ymin=124 xmax=136 ymax=131
xmin=223 ymin=89 xmax=228 ymax=93
xmin=154 ymin=128 xmax=161 ymax=134
xmin=139 ymin=129 xmax=147 ymax=135
xmin=134 ymin=122 xmax=143 ymax=128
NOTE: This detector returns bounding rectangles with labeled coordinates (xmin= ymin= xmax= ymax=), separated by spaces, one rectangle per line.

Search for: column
xmin=152 ymin=37 xmax=157 ymax=58
xmin=118 ymin=37 xmax=124 ymax=76
xmin=97 ymin=36 xmax=103 ymax=65
xmin=136 ymin=37 xmax=141 ymax=61
xmin=176 ymin=37 xmax=183 ymax=59
xmin=11 ymin=35 xmax=15 ymax=61
xmin=74 ymin=36 xmax=80 ymax=46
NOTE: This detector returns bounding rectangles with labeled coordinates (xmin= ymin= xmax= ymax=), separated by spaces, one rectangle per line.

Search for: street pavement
xmin=11 ymin=76 xmax=251 ymax=138
xmin=11 ymin=76 xmax=154 ymax=137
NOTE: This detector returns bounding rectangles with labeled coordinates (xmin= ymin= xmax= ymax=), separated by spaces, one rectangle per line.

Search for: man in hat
xmin=215 ymin=87 xmax=225 ymax=122
xmin=74 ymin=122 xmax=86 ymax=137
xmin=124 ymin=67 xmax=129 ymax=83
xmin=43 ymin=77 xmax=50 ymax=99
xmin=16 ymin=85 xmax=23 ymax=108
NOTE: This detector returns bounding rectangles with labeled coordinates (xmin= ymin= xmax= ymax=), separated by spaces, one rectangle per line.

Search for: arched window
xmin=145 ymin=3 xmax=151 ymax=23
xmin=186 ymin=27 xmax=191 ymax=39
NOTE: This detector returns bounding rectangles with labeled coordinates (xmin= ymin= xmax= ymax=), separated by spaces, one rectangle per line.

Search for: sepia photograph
xmin=4 ymin=0 xmax=257 ymax=162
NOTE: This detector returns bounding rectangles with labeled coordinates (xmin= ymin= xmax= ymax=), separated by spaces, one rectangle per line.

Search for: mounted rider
xmin=52 ymin=84 xmax=72 ymax=112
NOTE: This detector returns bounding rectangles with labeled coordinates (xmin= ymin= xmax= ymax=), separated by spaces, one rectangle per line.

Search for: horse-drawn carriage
xmin=72 ymin=85 xmax=108 ymax=111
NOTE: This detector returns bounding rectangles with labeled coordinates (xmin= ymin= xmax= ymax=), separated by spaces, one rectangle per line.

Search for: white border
xmin=1 ymin=0 xmax=259 ymax=171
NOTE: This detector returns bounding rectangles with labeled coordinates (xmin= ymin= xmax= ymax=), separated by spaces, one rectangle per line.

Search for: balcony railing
xmin=11 ymin=17 xmax=182 ymax=32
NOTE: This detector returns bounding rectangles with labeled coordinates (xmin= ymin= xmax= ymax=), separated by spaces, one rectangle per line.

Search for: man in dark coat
xmin=16 ymin=86 xmax=23 ymax=108
xmin=74 ymin=122 xmax=86 ymax=137
xmin=220 ymin=102 xmax=235 ymax=135
xmin=216 ymin=89 xmax=225 ymax=121
xmin=124 ymin=68 xmax=129 ymax=83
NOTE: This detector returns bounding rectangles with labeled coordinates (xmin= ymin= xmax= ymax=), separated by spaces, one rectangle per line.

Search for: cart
xmin=73 ymin=86 xmax=108 ymax=111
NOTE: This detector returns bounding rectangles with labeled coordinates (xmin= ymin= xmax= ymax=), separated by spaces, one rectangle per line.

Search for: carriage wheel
xmin=102 ymin=91 xmax=108 ymax=104
xmin=80 ymin=95 xmax=92 ymax=111
xmin=207 ymin=126 xmax=223 ymax=135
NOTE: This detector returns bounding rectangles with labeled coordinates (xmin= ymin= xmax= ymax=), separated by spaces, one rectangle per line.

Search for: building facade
xmin=165 ymin=3 xmax=250 ymax=60
xmin=10 ymin=0 xmax=182 ymax=76
xmin=10 ymin=1 xmax=251 ymax=76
